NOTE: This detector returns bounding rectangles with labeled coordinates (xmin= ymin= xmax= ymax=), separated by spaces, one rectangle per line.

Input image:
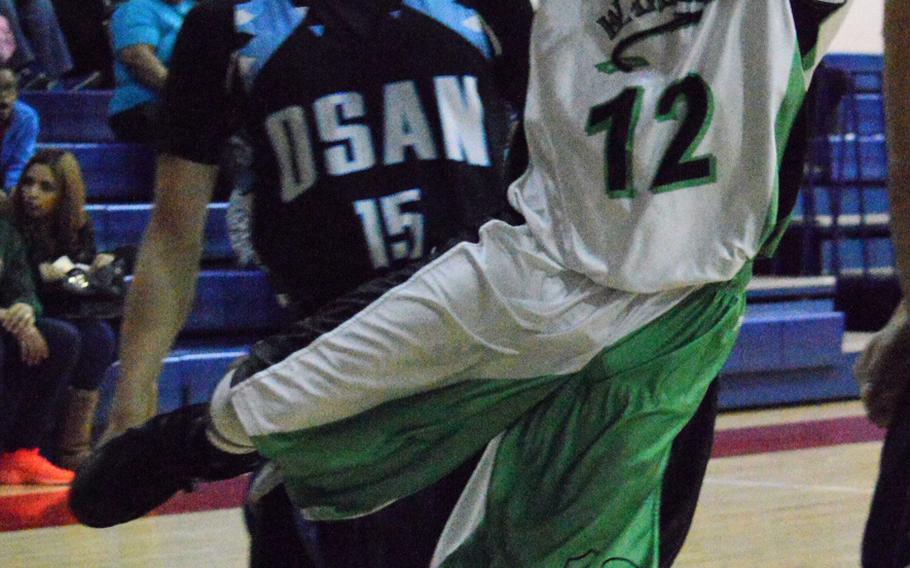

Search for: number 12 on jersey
xmin=586 ymin=73 xmax=717 ymax=198
xmin=353 ymin=188 xmax=425 ymax=269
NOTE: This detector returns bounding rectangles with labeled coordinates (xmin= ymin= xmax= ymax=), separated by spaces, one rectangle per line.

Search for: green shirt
xmin=0 ymin=215 xmax=42 ymax=316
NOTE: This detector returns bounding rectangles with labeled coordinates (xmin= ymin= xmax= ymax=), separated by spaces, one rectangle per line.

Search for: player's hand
xmin=100 ymin=383 xmax=159 ymax=443
xmin=16 ymin=326 xmax=49 ymax=366
xmin=2 ymin=302 xmax=35 ymax=336
xmin=855 ymin=300 xmax=910 ymax=428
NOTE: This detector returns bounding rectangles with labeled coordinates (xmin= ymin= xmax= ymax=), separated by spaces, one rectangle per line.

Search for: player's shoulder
xmin=184 ymin=0 xmax=244 ymax=28
xmin=403 ymin=0 xmax=497 ymax=58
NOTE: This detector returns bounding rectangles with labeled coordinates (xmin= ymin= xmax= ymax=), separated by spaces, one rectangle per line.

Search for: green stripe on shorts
xmin=439 ymin=267 xmax=749 ymax=567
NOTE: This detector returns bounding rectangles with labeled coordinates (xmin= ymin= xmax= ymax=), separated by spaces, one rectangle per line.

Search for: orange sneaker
xmin=0 ymin=449 xmax=76 ymax=485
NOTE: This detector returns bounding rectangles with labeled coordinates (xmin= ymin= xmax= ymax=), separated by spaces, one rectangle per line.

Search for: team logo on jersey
xmin=595 ymin=0 xmax=715 ymax=73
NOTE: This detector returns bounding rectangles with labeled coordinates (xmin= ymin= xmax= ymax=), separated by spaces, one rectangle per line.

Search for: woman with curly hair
xmin=9 ymin=148 xmax=116 ymax=469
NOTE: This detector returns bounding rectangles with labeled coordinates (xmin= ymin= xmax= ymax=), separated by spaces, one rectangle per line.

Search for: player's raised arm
xmin=105 ymin=0 xmax=242 ymax=437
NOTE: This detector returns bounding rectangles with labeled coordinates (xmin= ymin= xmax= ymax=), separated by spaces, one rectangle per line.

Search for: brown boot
xmin=55 ymin=388 xmax=100 ymax=470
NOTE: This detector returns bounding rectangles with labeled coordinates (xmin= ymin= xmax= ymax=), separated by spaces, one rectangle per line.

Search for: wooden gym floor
xmin=0 ymin=400 xmax=885 ymax=568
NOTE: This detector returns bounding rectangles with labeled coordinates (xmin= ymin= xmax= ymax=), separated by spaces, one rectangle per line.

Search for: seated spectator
xmin=0 ymin=14 xmax=16 ymax=64
xmin=47 ymin=0 xmax=112 ymax=88
xmin=0 ymin=66 xmax=37 ymax=194
xmin=0 ymin=0 xmax=73 ymax=89
xmin=9 ymin=149 xmax=117 ymax=469
xmin=108 ymin=0 xmax=195 ymax=143
xmin=0 ymin=214 xmax=77 ymax=485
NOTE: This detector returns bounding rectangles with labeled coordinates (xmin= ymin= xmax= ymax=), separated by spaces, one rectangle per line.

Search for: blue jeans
xmin=0 ymin=318 xmax=78 ymax=450
xmin=0 ymin=0 xmax=72 ymax=78
xmin=53 ymin=318 xmax=116 ymax=391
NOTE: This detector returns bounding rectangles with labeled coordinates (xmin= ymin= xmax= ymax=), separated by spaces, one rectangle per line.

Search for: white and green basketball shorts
xmin=209 ymin=220 xmax=749 ymax=567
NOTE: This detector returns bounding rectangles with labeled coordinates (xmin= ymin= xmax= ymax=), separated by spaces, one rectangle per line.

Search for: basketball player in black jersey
xmin=106 ymin=1 xmax=527 ymax=566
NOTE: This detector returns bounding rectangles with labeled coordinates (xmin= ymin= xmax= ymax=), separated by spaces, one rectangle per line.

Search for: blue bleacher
xmin=794 ymin=185 xmax=890 ymax=218
xmin=88 ymin=203 xmax=233 ymax=261
xmin=726 ymin=52 xmax=891 ymax=406
xmin=47 ymin=142 xmax=155 ymax=201
xmin=821 ymin=238 xmax=895 ymax=275
xmin=724 ymin=309 xmax=844 ymax=374
xmin=838 ymin=93 xmax=885 ymax=136
xmin=20 ymin=91 xmax=116 ymax=143
xmin=818 ymin=136 xmax=888 ymax=183
xmin=824 ymin=54 xmax=883 ymax=92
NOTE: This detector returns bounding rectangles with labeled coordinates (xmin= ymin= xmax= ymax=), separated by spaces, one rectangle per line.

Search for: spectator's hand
xmin=2 ymin=302 xmax=35 ymax=336
xmin=39 ymin=261 xmax=68 ymax=282
xmin=91 ymin=253 xmax=116 ymax=272
xmin=16 ymin=325 xmax=49 ymax=366
xmin=855 ymin=300 xmax=910 ymax=427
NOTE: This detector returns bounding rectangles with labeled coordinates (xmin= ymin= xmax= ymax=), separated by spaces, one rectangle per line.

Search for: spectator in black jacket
xmin=9 ymin=149 xmax=117 ymax=469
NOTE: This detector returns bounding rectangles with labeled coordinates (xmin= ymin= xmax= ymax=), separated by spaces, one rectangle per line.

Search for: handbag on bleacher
xmin=42 ymin=246 xmax=134 ymax=320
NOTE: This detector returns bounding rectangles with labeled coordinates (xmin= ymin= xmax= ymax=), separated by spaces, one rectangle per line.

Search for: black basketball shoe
xmin=69 ymin=403 xmax=262 ymax=528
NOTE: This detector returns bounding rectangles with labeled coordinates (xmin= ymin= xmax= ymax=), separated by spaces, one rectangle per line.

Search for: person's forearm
xmin=120 ymin=45 xmax=168 ymax=91
xmin=885 ymin=2 xmax=910 ymax=301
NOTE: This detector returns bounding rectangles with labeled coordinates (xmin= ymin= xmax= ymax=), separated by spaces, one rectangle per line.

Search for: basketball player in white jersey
xmin=71 ymin=1 xmax=851 ymax=566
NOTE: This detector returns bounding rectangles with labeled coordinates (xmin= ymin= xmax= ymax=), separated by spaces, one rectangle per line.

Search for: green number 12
xmin=586 ymin=74 xmax=717 ymax=199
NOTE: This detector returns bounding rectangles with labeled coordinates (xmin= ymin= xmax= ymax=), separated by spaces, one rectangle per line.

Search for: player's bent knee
xmin=208 ymin=369 xmax=256 ymax=454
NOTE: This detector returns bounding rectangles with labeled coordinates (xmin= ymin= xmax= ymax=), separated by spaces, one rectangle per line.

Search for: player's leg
xmin=243 ymin=451 xmax=480 ymax=568
xmin=71 ymin=221 xmax=578 ymax=525
xmin=293 ymin=454 xmax=480 ymax=568
xmin=659 ymin=380 xmax=719 ymax=567
xmin=244 ymin=475 xmax=316 ymax=568
xmin=70 ymin=220 xmax=699 ymax=536
xmin=862 ymin=383 xmax=910 ymax=568
xmin=208 ymin=220 xmax=687 ymax=520
xmin=431 ymin=269 xmax=748 ymax=568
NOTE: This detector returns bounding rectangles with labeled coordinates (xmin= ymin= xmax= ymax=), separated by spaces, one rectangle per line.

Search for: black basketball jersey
xmin=161 ymin=0 xmax=523 ymax=315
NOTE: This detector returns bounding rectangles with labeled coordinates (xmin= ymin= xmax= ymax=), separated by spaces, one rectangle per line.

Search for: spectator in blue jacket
xmin=108 ymin=0 xmax=195 ymax=143
xmin=0 ymin=66 xmax=37 ymax=193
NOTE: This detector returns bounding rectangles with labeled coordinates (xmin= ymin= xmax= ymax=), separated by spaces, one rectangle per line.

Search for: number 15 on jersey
xmin=353 ymin=188 xmax=425 ymax=269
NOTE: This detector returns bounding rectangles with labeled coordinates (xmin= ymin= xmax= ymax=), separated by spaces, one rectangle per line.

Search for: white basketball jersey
xmin=510 ymin=0 xmax=849 ymax=292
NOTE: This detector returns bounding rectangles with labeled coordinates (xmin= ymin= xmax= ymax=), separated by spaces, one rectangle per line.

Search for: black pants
xmin=0 ymin=318 xmax=79 ymax=450
xmin=108 ymin=102 xmax=160 ymax=145
xmin=863 ymin=384 xmax=910 ymax=568
xmin=245 ymin=382 xmax=719 ymax=568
